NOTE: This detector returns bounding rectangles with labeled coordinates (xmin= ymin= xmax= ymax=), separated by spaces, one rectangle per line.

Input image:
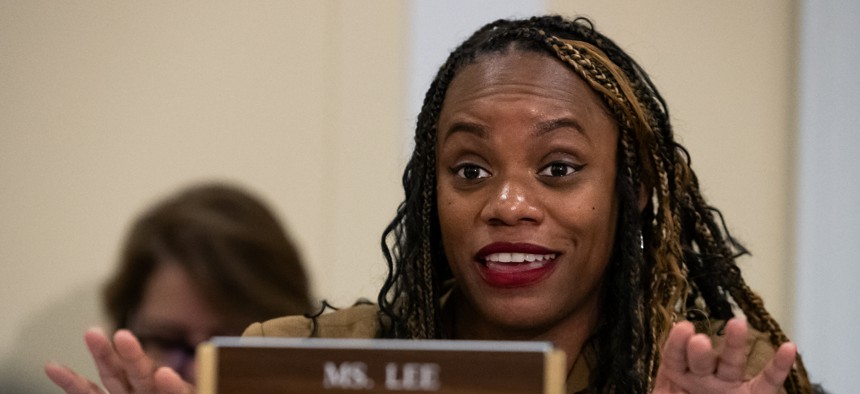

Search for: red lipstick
xmin=475 ymin=242 xmax=559 ymax=288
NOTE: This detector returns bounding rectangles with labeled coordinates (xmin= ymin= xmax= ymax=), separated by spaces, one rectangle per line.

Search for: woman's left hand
xmin=44 ymin=327 xmax=193 ymax=394
xmin=653 ymin=318 xmax=796 ymax=394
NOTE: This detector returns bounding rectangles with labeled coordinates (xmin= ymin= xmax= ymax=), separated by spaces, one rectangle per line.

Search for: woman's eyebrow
xmin=441 ymin=117 xmax=587 ymax=143
xmin=442 ymin=121 xmax=486 ymax=142
xmin=533 ymin=117 xmax=585 ymax=138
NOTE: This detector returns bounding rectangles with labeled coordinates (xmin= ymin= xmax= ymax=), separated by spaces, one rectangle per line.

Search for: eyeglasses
xmin=136 ymin=333 xmax=198 ymax=373
xmin=125 ymin=313 xmax=200 ymax=377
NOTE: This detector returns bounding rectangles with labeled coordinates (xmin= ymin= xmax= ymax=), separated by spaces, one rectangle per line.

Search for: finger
xmin=715 ymin=317 xmax=750 ymax=381
xmin=113 ymin=329 xmax=158 ymax=391
xmin=660 ymin=321 xmax=695 ymax=374
xmin=155 ymin=366 xmax=195 ymax=394
xmin=686 ymin=333 xmax=716 ymax=376
xmin=661 ymin=321 xmax=695 ymax=373
xmin=44 ymin=362 xmax=106 ymax=394
xmin=84 ymin=327 xmax=132 ymax=394
xmin=750 ymin=342 xmax=797 ymax=393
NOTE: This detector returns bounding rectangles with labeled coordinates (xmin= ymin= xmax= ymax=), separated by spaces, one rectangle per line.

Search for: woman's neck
xmin=446 ymin=288 xmax=601 ymax=372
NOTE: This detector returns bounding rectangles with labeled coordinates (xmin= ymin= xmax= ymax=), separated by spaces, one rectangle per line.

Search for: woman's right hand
xmin=44 ymin=327 xmax=194 ymax=394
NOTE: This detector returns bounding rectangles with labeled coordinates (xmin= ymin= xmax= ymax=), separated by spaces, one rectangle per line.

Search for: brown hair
xmin=104 ymin=182 xmax=313 ymax=333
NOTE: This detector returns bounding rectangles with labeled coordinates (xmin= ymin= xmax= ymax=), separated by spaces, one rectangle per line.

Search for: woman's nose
xmin=480 ymin=177 xmax=543 ymax=226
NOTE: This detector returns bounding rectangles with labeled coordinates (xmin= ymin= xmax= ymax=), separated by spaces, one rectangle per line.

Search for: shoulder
xmin=242 ymin=302 xmax=382 ymax=339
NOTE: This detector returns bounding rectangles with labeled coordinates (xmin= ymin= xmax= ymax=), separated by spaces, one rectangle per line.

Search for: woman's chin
xmin=476 ymin=303 xmax=561 ymax=336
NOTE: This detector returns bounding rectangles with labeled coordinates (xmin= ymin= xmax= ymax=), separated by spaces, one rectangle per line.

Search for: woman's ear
xmin=638 ymin=183 xmax=649 ymax=213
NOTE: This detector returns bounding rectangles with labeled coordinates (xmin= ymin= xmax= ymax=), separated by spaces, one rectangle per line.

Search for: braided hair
xmin=378 ymin=15 xmax=812 ymax=392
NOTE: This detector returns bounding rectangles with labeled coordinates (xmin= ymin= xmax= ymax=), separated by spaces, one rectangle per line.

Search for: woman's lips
xmin=475 ymin=243 xmax=559 ymax=288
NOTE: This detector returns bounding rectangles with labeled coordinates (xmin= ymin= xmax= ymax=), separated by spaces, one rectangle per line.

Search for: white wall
xmin=795 ymin=1 xmax=860 ymax=391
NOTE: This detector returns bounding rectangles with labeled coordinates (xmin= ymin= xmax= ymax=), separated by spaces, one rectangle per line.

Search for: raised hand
xmin=44 ymin=327 xmax=193 ymax=394
xmin=654 ymin=318 xmax=796 ymax=394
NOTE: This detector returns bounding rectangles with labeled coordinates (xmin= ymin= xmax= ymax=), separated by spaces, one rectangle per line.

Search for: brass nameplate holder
xmin=197 ymin=337 xmax=565 ymax=393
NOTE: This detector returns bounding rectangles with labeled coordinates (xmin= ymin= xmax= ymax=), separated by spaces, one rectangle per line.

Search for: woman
xmin=48 ymin=16 xmax=815 ymax=393
xmin=45 ymin=183 xmax=314 ymax=388
xmin=380 ymin=15 xmax=813 ymax=392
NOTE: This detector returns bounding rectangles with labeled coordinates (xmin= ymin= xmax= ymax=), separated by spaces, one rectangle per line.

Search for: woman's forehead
xmin=453 ymin=50 xmax=573 ymax=87
xmin=439 ymin=50 xmax=610 ymax=123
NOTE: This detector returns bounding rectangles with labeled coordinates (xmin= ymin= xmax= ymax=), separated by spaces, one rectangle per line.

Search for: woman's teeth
xmin=484 ymin=253 xmax=556 ymax=263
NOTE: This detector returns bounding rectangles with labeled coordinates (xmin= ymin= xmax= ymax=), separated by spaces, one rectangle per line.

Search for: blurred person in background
xmin=46 ymin=182 xmax=314 ymax=385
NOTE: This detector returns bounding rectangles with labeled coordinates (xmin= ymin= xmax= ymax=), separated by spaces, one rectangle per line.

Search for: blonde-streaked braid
xmin=543 ymin=34 xmax=690 ymax=388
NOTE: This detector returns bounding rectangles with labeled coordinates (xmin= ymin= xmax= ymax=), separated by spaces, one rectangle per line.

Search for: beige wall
xmin=548 ymin=1 xmax=797 ymax=328
xmin=0 ymin=1 xmax=795 ymax=391
xmin=0 ymin=1 xmax=405 ymax=390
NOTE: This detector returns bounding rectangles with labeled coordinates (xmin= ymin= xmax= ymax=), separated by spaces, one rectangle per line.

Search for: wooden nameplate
xmin=197 ymin=337 xmax=566 ymax=393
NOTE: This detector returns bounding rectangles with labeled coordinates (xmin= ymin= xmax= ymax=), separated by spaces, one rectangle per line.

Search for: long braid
xmin=380 ymin=38 xmax=477 ymax=338
xmin=581 ymin=19 xmax=815 ymax=391
xmin=379 ymin=14 xmax=815 ymax=392
xmin=540 ymin=29 xmax=672 ymax=390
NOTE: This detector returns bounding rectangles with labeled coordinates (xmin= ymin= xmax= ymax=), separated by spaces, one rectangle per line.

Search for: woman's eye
xmin=538 ymin=162 xmax=580 ymax=177
xmin=454 ymin=164 xmax=490 ymax=180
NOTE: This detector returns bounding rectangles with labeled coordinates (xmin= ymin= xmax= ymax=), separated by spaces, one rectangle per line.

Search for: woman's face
xmin=129 ymin=261 xmax=224 ymax=383
xmin=436 ymin=49 xmax=619 ymax=337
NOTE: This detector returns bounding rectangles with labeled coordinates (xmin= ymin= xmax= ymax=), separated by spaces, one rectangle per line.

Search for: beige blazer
xmin=243 ymin=304 xmax=780 ymax=393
